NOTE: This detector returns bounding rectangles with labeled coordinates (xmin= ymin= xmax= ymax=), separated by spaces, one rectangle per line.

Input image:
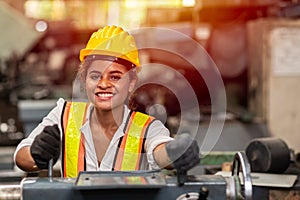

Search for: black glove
xmin=166 ymin=133 xmax=200 ymax=171
xmin=30 ymin=125 xmax=61 ymax=169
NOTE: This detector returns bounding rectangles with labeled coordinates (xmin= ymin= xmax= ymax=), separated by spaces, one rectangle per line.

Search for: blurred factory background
xmin=1 ymin=0 xmax=300 ymax=199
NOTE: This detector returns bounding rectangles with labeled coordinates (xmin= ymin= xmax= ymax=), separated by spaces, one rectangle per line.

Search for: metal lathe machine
xmin=21 ymin=152 xmax=254 ymax=200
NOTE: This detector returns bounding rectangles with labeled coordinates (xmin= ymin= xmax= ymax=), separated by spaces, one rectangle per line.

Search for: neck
xmin=92 ymin=106 xmax=124 ymax=132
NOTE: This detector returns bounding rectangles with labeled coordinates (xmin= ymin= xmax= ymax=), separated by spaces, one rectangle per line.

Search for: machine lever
xmin=48 ymin=158 xmax=53 ymax=182
xmin=177 ymin=169 xmax=187 ymax=186
xmin=198 ymin=187 xmax=209 ymax=200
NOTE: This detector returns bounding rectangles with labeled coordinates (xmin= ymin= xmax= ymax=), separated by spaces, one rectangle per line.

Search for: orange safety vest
xmin=61 ymin=102 xmax=155 ymax=178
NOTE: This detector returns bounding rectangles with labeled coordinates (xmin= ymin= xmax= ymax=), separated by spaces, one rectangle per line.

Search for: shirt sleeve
xmin=13 ymin=98 xmax=66 ymax=164
xmin=145 ymin=120 xmax=173 ymax=170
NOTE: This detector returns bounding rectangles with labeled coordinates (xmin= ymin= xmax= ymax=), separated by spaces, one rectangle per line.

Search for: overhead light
xmin=195 ymin=24 xmax=211 ymax=40
xmin=182 ymin=0 xmax=195 ymax=7
xmin=35 ymin=20 xmax=48 ymax=32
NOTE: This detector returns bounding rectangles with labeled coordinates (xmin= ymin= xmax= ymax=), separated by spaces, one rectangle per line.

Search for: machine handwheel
xmin=231 ymin=151 xmax=253 ymax=200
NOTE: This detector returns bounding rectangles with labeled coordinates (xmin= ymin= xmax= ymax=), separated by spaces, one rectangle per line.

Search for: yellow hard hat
xmin=79 ymin=25 xmax=140 ymax=71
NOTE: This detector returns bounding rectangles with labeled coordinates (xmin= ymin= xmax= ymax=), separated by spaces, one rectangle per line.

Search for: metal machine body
xmin=21 ymin=173 xmax=226 ymax=200
xmin=21 ymin=152 xmax=259 ymax=200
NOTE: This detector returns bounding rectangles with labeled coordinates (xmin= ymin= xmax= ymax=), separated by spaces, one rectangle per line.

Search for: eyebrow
xmin=88 ymin=70 xmax=124 ymax=75
xmin=109 ymin=70 xmax=124 ymax=74
xmin=88 ymin=70 xmax=101 ymax=74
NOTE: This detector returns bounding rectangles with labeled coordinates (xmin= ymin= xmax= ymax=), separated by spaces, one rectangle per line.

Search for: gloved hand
xmin=166 ymin=133 xmax=200 ymax=171
xmin=30 ymin=125 xmax=61 ymax=169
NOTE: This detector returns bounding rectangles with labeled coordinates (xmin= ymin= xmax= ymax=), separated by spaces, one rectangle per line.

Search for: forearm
xmin=153 ymin=143 xmax=173 ymax=169
xmin=15 ymin=146 xmax=39 ymax=172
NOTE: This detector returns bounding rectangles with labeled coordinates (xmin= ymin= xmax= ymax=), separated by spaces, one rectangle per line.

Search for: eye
xmin=89 ymin=73 xmax=101 ymax=81
xmin=110 ymin=75 xmax=122 ymax=81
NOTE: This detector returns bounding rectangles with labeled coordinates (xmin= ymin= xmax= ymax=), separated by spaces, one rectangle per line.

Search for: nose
xmin=97 ymin=77 xmax=112 ymax=89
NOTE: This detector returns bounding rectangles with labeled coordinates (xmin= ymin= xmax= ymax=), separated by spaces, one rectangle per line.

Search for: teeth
xmin=97 ymin=93 xmax=113 ymax=98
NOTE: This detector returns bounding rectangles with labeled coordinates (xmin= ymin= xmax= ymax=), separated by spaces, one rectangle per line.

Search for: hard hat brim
xmin=84 ymin=54 xmax=136 ymax=70
xmin=80 ymin=49 xmax=139 ymax=65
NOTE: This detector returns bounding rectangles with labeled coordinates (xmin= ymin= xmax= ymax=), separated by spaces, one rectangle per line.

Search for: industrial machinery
xmin=21 ymin=152 xmax=254 ymax=200
xmin=247 ymin=18 xmax=300 ymax=152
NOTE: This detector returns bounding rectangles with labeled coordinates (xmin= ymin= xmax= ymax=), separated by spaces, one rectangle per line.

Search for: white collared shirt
xmin=14 ymin=98 xmax=173 ymax=173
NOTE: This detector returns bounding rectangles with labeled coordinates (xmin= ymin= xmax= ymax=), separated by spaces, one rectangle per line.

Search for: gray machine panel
xmin=22 ymin=172 xmax=228 ymax=200
xmin=75 ymin=170 xmax=166 ymax=189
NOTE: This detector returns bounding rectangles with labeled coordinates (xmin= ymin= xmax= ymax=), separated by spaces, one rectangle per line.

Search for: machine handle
xmin=177 ymin=169 xmax=187 ymax=186
xmin=48 ymin=158 xmax=53 ymax=182
xmin=232 ymin=152 xmax=253 ymax=200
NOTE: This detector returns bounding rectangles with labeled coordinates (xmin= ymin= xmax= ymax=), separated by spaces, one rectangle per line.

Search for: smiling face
xmin=84 ymin=60 xmax=137 ymax=112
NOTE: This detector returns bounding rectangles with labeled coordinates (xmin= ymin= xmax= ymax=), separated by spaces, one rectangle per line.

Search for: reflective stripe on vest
xmin=113 ymin=111 xmax=154 ymax=171
xmin=62 ymin=102 xmax=88 ymax=178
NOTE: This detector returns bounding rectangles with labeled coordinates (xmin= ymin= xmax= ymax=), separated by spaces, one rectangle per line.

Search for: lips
xmin=95 ymin=92 xmax=114 ymax=100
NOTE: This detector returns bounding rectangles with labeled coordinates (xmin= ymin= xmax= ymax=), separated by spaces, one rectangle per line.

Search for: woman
xmin=14 ymin=25 xmax=199 ymax=178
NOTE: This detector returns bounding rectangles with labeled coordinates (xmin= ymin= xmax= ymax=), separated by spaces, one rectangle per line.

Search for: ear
xmin=128 ymin=74 xmax=138 ymax=93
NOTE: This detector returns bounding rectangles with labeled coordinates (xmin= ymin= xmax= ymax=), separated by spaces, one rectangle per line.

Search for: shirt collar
xmin=81 ymin=104 xmax=131 ymax=135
